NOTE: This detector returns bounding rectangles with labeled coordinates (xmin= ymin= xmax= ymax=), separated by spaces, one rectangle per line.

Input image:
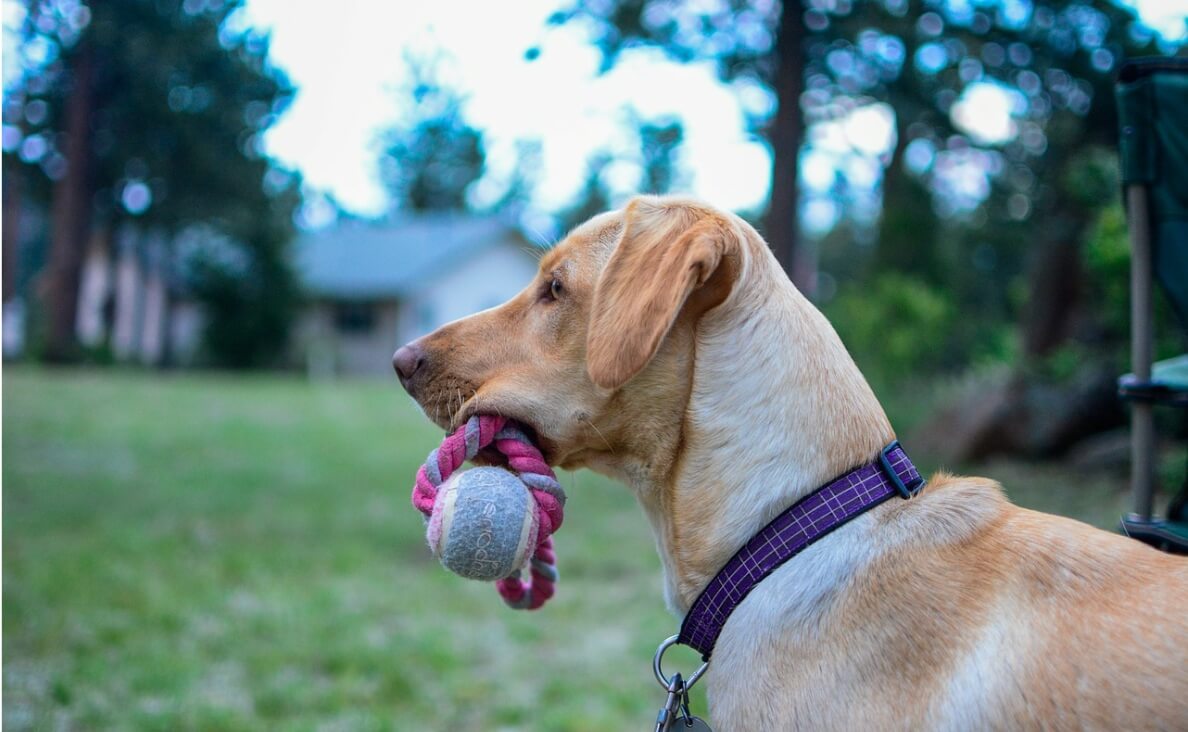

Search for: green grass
xmin=3 ymin=367 xmax=1172 ymax=730
xmin=4 ymin=368 xmax=680 ymax=730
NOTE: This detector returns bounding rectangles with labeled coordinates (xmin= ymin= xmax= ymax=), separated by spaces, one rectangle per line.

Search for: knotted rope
xmin=413 ymin=414 xmax=565 ymax=610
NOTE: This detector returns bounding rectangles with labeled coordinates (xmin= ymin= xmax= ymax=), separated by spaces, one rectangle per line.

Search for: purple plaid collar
xmin=677 ymin=441 xmax=924 ymax=660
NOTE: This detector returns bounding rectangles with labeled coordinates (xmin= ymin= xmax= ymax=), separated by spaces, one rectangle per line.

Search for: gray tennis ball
xmin=426 ymin=466 xmax=539 ymax=581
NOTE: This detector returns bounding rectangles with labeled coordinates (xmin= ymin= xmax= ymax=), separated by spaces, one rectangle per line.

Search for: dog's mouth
xmin=471 ymin=423 xmax=543 ymax=466
xmin=447 ymin=403 xmax=554 ymax=468
xmin=410 ymin=380 xmax=558 ymax=466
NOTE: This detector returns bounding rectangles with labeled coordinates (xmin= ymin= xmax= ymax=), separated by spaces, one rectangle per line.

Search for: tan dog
xmin=394 ymin=196 xmax=1188 ymax=730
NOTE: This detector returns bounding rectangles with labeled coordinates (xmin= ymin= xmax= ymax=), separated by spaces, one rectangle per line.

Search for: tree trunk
xmin=874 ymin=115 xmax=941 ymax=285
xmin=874 ymin=117 xmax=909 ymax=271
xmin=42 ymin=43 xmax=96 ymax=362
xmin=3 ymin=156 xmax=20 ymax=304
xmin=1021 ymin=214 xmax=1085 ymax=358
xmin=764 ymin=0 xmax=808 ymax=293
xmin=158 ymin=286 xmax=174 ymax=369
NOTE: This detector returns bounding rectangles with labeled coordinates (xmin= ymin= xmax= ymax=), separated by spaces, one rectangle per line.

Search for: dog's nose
xmin=392 ymin=343 xmax=425 ymax=387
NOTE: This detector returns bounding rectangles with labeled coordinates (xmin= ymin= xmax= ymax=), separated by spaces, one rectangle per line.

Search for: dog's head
xmin=393 ymin=196 xmax=757 ymax=472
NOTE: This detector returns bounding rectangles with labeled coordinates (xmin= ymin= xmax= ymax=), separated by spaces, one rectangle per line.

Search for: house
xmin=21 ymin=213 xmax=535 ymax=374
xmin=293 ymin=214 xmax=540 ymax=377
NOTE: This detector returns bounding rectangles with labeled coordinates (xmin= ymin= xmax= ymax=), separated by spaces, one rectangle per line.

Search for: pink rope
xmin=412 ymin=415 xmax=564 ymax=610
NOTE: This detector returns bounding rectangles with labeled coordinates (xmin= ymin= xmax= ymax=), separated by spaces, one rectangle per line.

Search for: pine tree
xmin=4 ymin=0 xmax=300 ymax=366
xmin=377 ymin=55 xmax=486 ymax=213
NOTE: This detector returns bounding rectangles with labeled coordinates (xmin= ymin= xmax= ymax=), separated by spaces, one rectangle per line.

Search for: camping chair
xmin=1115 ymin=57 xmax=1188 ymax=554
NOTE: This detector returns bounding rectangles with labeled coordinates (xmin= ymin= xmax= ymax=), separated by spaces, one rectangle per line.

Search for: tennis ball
xmin=425 ymin=466 xmax=539 ymax=582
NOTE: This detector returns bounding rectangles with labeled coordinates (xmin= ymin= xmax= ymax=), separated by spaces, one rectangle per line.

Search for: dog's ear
xmin=587 ymin=197 xmax=742 ymax=390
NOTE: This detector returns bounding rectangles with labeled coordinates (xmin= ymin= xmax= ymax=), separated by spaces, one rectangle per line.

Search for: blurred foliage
xmin=186 ymin=227 xmax=300 ymax=369
xmin=1080 ymin=203 xmax=1186 ymax=360
xmin=815 ymin=0 xmax=1168 ymax=370
xmin=1083 ymin=202 xmax=1137 ymax=354
xmin=490 ymin=138 xmax=546 ymax=217
xmin=639 ymin=114 xmax=685 ymax=195
xmin=3 ymin=0 xmax=301 ymax=367
xmin=547 ymin=1 xmax=779 ymax=127
xmin=559 ymin=152 xmax=615 ymax=235
xmin=557 ymin=113 xmax=686 ymax=234
xmin=1009 ymin=198 xmax=1185 ymax=386
xmin=816 ymin=0 xmax=1177 ymax=383
xmin=825 ymin=273 xmax=954 ymax=378
xmin=547 ymin=0 xmax=806 ymax=279
xmin=376 ymin=53 xmax=486 ymax=213
xmin=549 ymin=0 xmax=1179 ymax=390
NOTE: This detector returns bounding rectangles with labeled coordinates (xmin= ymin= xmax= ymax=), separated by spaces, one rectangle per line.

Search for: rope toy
xmin=412 ymin=415 xmax=565 ymax=610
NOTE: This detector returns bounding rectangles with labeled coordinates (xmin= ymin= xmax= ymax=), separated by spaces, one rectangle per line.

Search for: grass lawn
xmin=2 ymin=367 xmax=1172 ymax=730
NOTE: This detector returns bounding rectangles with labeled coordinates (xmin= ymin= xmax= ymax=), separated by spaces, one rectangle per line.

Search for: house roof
xmin=294 ymin=214 xmax=530 ymax=299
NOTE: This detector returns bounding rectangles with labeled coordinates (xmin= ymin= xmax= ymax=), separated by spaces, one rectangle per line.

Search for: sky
xmin=237 ymin=0 xmax=773 ymax=225
xmin=3 ymin=0 xmax=1185 ymax=230
xmin=237 ymin=0 xmax=1188 ymax=231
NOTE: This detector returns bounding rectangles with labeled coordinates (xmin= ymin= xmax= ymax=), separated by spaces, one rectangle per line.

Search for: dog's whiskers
xmin=581 ymin=416 xmax=614 ymax=454
xmin=521 ymin=223 xmax=555 ymax=254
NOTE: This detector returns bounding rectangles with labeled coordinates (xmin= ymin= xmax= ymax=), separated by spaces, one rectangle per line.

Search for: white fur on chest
xmin=702 ymin=513 xmax=881 ymax=731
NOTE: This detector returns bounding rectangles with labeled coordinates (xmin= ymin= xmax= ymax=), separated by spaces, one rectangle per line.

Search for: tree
xmin=557 ymin=152 xmax=614 ymax=235
xmin=4 ymin=0 xmax=300 ymax=365
xmin=546 ymin=1 xmax=810 ymax=287
xmin=805 ymin=0 xmax=1178 ymax=460
xmin=638 ymin=115 xmax=685 ymax=195
xmin=556 ymin=113 xmax=686 ymax=234
xmin=808 ymin=0 xmax=1165 ymax=359
xmin=377 ymin=56 xmax=486 ymax=213
xmin=550 ymin=1 xmax=1174 ymax=307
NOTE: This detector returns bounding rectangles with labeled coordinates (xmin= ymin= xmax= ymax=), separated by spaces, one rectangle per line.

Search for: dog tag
xmin=679 ymin=689 xmax=712 ymax=727
xmin=676 ymin=679 xmax=713 ymax=731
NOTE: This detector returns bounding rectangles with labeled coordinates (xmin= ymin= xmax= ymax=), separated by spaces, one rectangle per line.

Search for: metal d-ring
xmin=653 ymin=634 xmax=709 ymax=691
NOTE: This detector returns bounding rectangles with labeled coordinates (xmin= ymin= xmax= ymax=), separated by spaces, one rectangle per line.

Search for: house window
xmin=335 ymin=301 xmax=376 ymax=334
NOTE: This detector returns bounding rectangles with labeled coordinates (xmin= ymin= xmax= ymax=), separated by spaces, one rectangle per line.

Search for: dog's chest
xmin=699 ymin=521 xmax=878 ymax=728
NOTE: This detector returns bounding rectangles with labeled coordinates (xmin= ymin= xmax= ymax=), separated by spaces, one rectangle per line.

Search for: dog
xmin=394 ymin=196 xmax=1188 ymax=730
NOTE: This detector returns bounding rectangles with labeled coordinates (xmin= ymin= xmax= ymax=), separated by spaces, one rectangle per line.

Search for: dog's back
xmin=957 ymin=496 xmax=1188 ymax=730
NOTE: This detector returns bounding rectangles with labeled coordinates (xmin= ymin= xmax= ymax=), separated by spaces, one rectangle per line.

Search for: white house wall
xmin=339 ymin=302 xmax=402 ymax=376
xmin=169 ymin=301 xmax=204 ymax=365
xmin=397 ymin=242 xmax=538 ymax=347
xmin=296 ymin=301 xmax=403 ymax=378
xmin=76 ymin=234 xmax=112 ymax=348
xmin=289 ymin=236 xmax=539 ymax=378
xmin=111 ymin=244 xmax=142 ymax=360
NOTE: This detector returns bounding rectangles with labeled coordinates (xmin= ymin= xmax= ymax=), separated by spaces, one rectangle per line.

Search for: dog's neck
xmin=607 ymin=242 xmax=895 ymax=613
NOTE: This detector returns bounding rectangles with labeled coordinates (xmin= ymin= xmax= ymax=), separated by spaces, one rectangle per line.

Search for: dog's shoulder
xmin=994 ymin=503 xmax=1188 ymax=600
xmin=882 ymin=472 xmax=1187 ymax=577
xmin=887 ymin=472 xmax=1188 ymax=603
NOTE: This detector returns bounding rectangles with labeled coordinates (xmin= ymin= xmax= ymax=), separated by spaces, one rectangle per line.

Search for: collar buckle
xmin=879 ymin=441 xmax=925 ymax=498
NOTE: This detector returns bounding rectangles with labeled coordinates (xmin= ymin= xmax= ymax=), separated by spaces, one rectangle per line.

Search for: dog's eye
xmin=549 ymin=278 xmax=563 ymax=300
